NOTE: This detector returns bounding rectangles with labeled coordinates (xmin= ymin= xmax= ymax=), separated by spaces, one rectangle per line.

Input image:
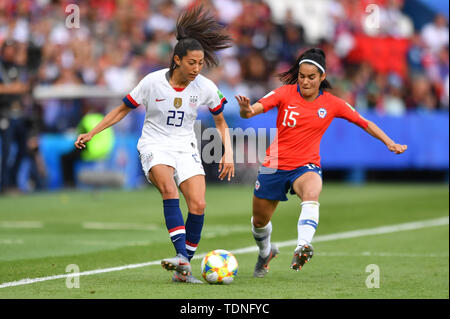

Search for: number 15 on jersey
xmin=282 ymin=110 xmax=299 ymax=127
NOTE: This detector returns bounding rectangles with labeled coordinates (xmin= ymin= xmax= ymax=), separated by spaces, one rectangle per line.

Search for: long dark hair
xmin=169 ymin=5 xmax=233 ymax=76
xmin=277 ymin=48 xmax=332 ymax=90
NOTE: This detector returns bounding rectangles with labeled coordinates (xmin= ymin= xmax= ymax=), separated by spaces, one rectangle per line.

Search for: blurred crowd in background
xmin=0 ymin=0 xmax=449 ymax=193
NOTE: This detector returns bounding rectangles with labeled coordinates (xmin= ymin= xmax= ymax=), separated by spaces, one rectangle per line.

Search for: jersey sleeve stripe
xmin=209 ymin=97 xmax=227 ymax=115
xmin=354 ymin=116 xmax=369 ymax=129
xmin=123 ymin=94 xmax=139 ymax=109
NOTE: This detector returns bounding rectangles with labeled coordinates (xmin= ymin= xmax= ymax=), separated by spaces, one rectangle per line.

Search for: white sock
xmin=251 ymin=217 xmax=272 ymax=258
xmin=297 ymin=201 xmax=319 ymax=248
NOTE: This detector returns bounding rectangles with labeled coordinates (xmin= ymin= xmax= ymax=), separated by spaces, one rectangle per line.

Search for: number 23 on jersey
xmin=167 ymin=110 xmax=185 ymax=127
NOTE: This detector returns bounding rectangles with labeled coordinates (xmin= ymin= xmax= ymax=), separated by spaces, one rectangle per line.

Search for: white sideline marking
xmin=227 ymin=216 xmax=449 ymax=255
xmin=0 ymin=239 xmax=24 ymax=245
xmin=0 ymin=216 xmax=448 ymax=289
xmin=82 ymin=222 xmax=158 ymax=231
xmin=0 ymin=221 xmax=43 ymax=229
xmin=203 ymin=225 xmax=249 ymax=238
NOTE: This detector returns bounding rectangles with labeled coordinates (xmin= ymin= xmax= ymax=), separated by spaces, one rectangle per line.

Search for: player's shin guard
xmin=297 ymin=201 xmax=319 ymax=248
xmin=185 ymin=212 xmax=204 ymax=261
xmin=251 ymin=217 xmax=272 ymax=258
xmin=163 ymin=199 xmax=188 ymax=259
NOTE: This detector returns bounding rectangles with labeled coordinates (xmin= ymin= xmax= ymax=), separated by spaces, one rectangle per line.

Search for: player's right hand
xmin=235 ymin=95 xmax=254 ymax=113
xmin=75 ymin=133 xmax=92 ymax=149
xmin=218 ymin=152 xmax=235 ymax=182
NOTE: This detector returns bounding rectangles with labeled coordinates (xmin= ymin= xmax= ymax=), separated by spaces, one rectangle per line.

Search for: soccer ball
xmin=201 ymin=249 xmax=238 ymax=284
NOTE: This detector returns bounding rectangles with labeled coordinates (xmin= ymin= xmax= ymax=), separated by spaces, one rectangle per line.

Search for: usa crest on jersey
xmin=189 ymin=95 xmax=199 ymax=107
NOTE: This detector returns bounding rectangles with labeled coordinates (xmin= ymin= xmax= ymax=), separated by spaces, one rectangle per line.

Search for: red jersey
xmin=258 ymin=84 xmax=369 ymax=170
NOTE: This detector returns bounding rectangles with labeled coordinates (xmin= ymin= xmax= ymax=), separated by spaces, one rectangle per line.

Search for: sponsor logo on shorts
xmin=255 ymin=180 xmax=260 ymax=190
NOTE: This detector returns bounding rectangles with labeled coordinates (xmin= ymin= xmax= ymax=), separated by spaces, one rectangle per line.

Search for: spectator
xmin=421 ymin=14 xmax=449 ymax=54
xmin=240 ymin=51 xmax=271 ymax=102
xmin=0 ymin=0 xmax=443 ymax=118
xmin=442 ymin=74 xmax=449 ymax=109
xmin=368 ymin=0 xmax=414 ymax=38
xmin=212 ymin=0 xmax=242 ymax=25
xmin=406 ymin=74 xmax=438 ymax=112
xmin=0 ymin=39 xmax=30 ymax=193
xmin=61 ymin=111 xmax=115 ymax=188
xmin=145 ymin=0 xmax=177 ymax=40
xmin=407 ymin=32 xmax=426 ymax=74
xmin=383 ymin=72 xmax=406 ymax=116
xmin=26 ymin=130 xmax=47 ymax=192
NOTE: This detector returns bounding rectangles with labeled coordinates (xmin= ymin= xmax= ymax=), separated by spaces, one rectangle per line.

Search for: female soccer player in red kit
xmin=236 ymin=48 xmax=407 ymax=278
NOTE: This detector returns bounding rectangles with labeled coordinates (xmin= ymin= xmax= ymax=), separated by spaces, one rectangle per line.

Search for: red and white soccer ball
xmin=201 ymin=249 xmax=238 ymax=284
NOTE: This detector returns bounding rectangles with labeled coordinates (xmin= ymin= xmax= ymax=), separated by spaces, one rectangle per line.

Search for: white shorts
xmin=139 ymin=148 xmax=205 ymax=186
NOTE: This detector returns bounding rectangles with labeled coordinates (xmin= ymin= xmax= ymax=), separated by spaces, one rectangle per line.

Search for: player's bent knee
xmin=301 ymin=190 xmax=320 ymax=202
xmin=189 ymin=199 xmax=206 ymax=214
xmin=158 ymin=186 xmax=179 ymax=199
xmin=252 ymin=216 xmax=270 ymax=228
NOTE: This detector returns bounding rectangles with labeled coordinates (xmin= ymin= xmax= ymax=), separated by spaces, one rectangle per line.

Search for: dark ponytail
xmin=169 ymin=5 xmax=233 ymax=76
xmin=277 ymin=48 xmax=332 ymax=90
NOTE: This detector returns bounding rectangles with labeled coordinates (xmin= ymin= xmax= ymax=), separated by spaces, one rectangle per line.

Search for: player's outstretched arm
xmin=74 ymin=103 xmax=132 ymax=149
xmin=360 ymin=116 xmax=407 ymax=154
xmin=235 ymin=95 xmax=264 ymax=119
xmin=212 ymin=112 xmax=235 ymax=181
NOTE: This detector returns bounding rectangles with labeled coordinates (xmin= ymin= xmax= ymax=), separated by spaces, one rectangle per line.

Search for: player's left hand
xmin=388 ymin=143 xmax=407 ymax=154
xmin=218 ymin=153 xmax=235 ymax=181
xmin=75 ymin=133 xmax=93 ymax=149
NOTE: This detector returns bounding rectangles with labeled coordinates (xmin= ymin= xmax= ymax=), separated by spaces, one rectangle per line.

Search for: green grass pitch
xmin=0 ymin=183 xmax=448 ymax=299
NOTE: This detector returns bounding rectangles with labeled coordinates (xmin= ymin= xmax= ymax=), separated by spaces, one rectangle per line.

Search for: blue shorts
xmin=254 ymin=164 xmax=322 ymax=201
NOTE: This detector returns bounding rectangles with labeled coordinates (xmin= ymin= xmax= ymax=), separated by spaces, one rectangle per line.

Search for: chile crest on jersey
xmin=317 ymin=107 xmax=327 ymax=118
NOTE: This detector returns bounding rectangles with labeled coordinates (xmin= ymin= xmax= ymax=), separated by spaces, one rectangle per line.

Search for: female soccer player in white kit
xmin=75 ymin=6 xmax=234 ymax=284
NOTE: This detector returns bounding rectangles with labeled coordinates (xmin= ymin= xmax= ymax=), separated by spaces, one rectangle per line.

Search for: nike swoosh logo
xmin=287 ymin=106 xmax=297 ymax=109
xmin=156 ymin=98 xmax=166 ymax=102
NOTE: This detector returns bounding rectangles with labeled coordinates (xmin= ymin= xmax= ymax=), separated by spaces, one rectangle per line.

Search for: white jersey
xmin=123 ymin=68 xmax=226 ymax=153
